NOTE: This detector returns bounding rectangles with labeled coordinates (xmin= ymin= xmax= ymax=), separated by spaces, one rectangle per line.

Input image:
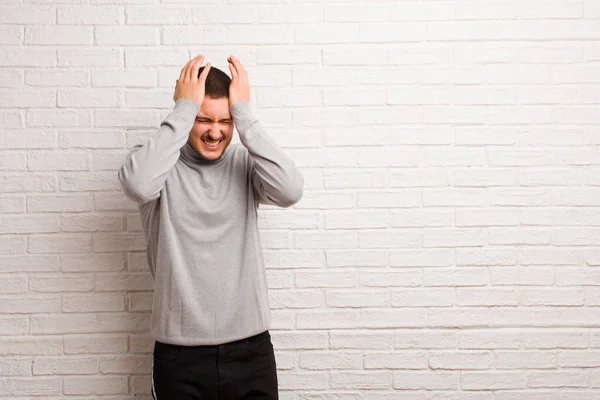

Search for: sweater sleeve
xmin=230 ymin=102 xmax=304 ymax=208
xmin=118 ymin=99 xmax=200 ymax=205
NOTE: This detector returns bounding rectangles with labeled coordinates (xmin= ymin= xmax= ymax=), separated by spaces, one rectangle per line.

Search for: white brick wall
xmin=1 ymin=0 xmax=599 ymax=398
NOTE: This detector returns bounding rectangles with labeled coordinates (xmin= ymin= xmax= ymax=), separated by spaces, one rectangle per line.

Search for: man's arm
xmin=228 ymin=55 xmax=304 ymax=208
xmin=118 ymin=99 xmax=199 ymax=204
xmin=117 ymin=55 xmax=210 ymax=204
xmin=233 ymin=102 xmax=304 ymax=207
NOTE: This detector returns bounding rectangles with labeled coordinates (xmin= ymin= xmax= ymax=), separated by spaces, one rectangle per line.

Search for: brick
xmin=125 ymin=89 xmax=172 ymax=108
xmin=0 ymin=377 xmax=61 ymax=395
xmin=260 ymin=5 xmax=321 ymax=23
xmin=430 ymin=351 xmax=491 ymax=370
xmin=263 ymin=250 xmax=324 ymax=269
xmin=57 ymin=88 xmax=120 ymax=108
xmin=0 ymin=6 xmax=55 ymax=23
xmin=0 ymin=69 xmax=22 ymax=87
xmin=324 ymin=169 xmax=387 ymax=189
xmin=0 ymin=26 xmax=22 ymax=45
xmin=30 ymin=274 xmax=94 ymax=292
xmin=63 ymin=293 xmax=125 ymax=312
xmin=63 ymin=376 xmax=128 ymax=395
xmin=0 ymin=255 xmax=59 ymax=272
xmin=64 ymin=334 xmax=128 ymax=354
xmin=326 ymin=5 xmax=386 ymax=21
xmin=360 ymin=23 xmax=426 ymax=43
xmin=323 ymin=45 xmax=387 ymax=66
xmin=60 ymin=172 xmax=121 ymax=191
xmin=27 ymin=110 xmax=91 ymax=128
xmin=360 ymin=309 xmax=427 ymax=328
xmin=162 ymin=27 xmax=226 ymax=45
xmin=27 ymin=195 xmax=92 ymax=213
xmin=26 ymin=69 xmax=88 ymax=87
xmin=491 ymin=307 xmax=600 ymax=327
xmin=93 ymin=68 xmax=155 ymax=88
xmin=324 ymin=88 xmax=386 ymax=106
xmin=296 ymin=270 xmax=356 ymax=288
xmin=59 ymin=130 xmax=125 ymax=149
xmin=297 ymin=24 xmax=357 ymax=44
xmin=29 ymin=234 xmax=92 ymax=254
xmin=423 ymin=106 xmax=486 ymax=124
xmin=0 ymin=152 xmax=26 ymax=171
xmin=95 ymin=109 xmax=160 ymax=128
xmin=258 ymin=46 xmax=321 ymax=65
xmin=126 ymin=6 xmax=190 ymax=24
xmin=60 ymin=254 xmax=124 ymax=273
xmin=58 ymin=47 xmax=121 ymax=67
xmin=295 ymin=192 xmax=355 ymax=209
xmin=527 ymin=371 xmax=588 ymax=388
xmin=228 ymin=25 xmax=293 ymax=44
xmin=257 ymin=88 xmax=321 ymax=108
xmin=330 ymin=371 xmax=392 ymax=389
xmin=33 ymin=357 xmax=99 ymax=375
xmin=327 ymin=250 xmax=387 ymax=268
xmin=0 ymin=214 xmax=59 ymax=234
xmin=95 ymin=150 xmax=129 ymax=170
xmin=519 ymin=1 xmax=583 ymax=19
xmin=193 ymin=5 xmax=256 ymax=23
xmin=0 ymin=195 xmax=25 ymax=213
xmin=360 ymin=270 xmax=422 ymax=288
xmin=58 ymin=6 xmax=121 ymax=24
xmin=359 ymin=230 xmax=420 ymax=249
xmin=0 ymin=295 xmax=61 ymax=313
xmin=0 ymin=173 xmax=58 ymax=193
xmin=393 ymin=371 xmax=458 ymax=390
xmin=0 ymin=88 xmax=55 ymax=108
xmin=0 ymin=337 xmax=62 ymax=356
xmin=327 ymin=290 xmax=389 ymax=308
xmin=0 ymin=275 xmax=27 ymax=294
xmin=462 ymin=372 xmax=526 ymax=390
xmin=95 ymin=273 xmax=153 ymax=291
xmin=25 ymin=26 xmax=92 ymax=45
xmin=87 ymin=213 xmax=129 ymax=236
xmin=390 ymin=249 xmax=454 ymax=268
xmin=0 ymin=47 xmax=56 ymax=67
xmin=392 ymin=289 xmax=454 ymax=307
xmin=277 ymin=372 xmax=328 ymax=391
xmin=28 ymin=151 xmax=91 ymax=171
xmin=33 ymin=314 xmax=91 ymax=334
xmin=92 ymin=233 xmax=145 ymax=252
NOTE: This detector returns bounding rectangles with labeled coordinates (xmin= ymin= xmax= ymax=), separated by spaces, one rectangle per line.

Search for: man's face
xmin=188 ymin=96 xmax=234 ymax=161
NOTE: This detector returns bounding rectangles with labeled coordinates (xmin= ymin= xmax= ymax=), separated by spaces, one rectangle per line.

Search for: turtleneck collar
xmin=180 ymin=141 xmax=230 ymax=165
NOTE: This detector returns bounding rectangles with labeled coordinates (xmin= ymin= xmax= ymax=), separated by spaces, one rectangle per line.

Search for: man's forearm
xmin=118 ymin=99 xmax=199 ymax=204
xmin=231 ymin=102 xmax=304 ymax=207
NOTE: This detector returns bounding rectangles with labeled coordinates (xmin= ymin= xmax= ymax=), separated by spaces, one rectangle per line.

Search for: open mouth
xmin=202 ymin=138 xmax=222 ymax=150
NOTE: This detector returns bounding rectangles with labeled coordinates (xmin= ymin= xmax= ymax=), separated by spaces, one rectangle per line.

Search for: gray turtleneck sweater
xmin=118 ymin=99 xmax=304 ymax=346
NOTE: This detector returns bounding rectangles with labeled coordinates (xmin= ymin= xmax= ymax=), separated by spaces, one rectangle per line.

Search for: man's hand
xmin=173 ymin=55 xmax=211 ymax=107
xmin=227 ymin=55 xmax=250 ymax=106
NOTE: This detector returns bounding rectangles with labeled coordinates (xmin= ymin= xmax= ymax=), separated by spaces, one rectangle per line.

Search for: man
xmin=118 ymin=55 xmax=304 ymax=399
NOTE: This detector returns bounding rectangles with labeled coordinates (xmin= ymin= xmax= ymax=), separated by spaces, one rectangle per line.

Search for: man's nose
xmin=206 ymin=129 xmax=223 ymax=139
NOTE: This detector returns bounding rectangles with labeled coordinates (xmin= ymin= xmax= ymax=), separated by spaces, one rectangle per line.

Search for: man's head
xmin=188 ymin=66 xmax=234 ymax=161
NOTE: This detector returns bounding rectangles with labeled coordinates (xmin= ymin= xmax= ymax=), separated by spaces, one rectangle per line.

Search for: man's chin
xmin=197 ymin=146 xmax=226 ymax=161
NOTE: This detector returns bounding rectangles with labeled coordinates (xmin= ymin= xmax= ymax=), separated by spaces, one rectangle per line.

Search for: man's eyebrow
xmin=195 ymin=115 xmax=233 ymax=121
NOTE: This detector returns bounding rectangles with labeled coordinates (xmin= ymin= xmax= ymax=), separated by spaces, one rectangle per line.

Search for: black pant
xmin=151 ymin=330 xmax=278 ymax=400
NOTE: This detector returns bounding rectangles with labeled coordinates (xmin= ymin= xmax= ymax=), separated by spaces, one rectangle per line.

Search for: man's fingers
xmin=230 ymin=56 xmax=247 ymax=78
xmin=189 ymin=55 xmax=205 ymax=81
xmin=179 ymin=61 xmax=190 ymax=81
xmin=198 ymin=62 xmax=211 ymax=84
xmin=228 ymin=62 xmax=238 ymax=80
xmin=180 ymin=55 xmax=202 ymax=81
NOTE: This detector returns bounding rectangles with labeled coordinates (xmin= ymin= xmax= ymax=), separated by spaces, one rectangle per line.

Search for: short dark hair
xmin=198 ymin=66 xmax=231 ymax=99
